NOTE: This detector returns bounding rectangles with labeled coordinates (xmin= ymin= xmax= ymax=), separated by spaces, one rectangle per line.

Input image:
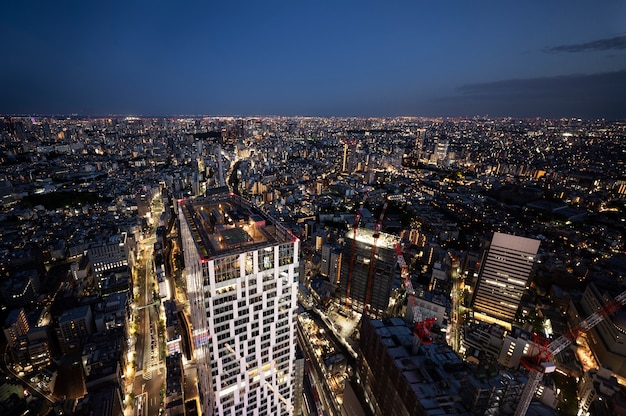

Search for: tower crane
xmin=396 ymin=240 xmax=436 ymax=346
xmin=364 ymin=198 xmax=389 ymax=313
xmin=394 ymin=242 xmax=414 ymax=296
xmin=345 ymin=190 xmax=369 ymax=309
xmin=514 ymin=288 xmax=626 ymax=416
xmin=395 ymin=241 xmax=423 ymax=328
xmin=414 ymin=316 xmax=437 ymax=345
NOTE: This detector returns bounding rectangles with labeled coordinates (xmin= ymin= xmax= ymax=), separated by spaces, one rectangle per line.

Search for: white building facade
xmin=88 ymin=232 xmax=130 ymax=280
xmin=179 ymin=192 xmax=299 ymax=416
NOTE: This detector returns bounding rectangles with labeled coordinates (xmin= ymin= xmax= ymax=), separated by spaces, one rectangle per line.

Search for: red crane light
xmin=414 ymin=317 xmax=437 ymax=345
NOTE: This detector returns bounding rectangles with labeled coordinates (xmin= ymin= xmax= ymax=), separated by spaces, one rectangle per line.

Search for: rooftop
xmin=368 ymin=317 xmax=471 ymax=415
xmin=346 ymin=227 xmax=399 ymax=249
xmin=180 ymin=190 xmax=296 ymax=260
xmin=59 ymin=305 xmax=91 ymax=324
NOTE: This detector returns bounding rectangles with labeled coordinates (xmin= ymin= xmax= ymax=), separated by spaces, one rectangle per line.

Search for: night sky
xmin=2 ymin=1 xmax=626 ymax=119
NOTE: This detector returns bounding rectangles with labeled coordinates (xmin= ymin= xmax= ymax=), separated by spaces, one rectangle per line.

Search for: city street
xmin=127 ymin=202 xmax=166 ymax=416
xmin=297 ymin=310 xmax=356 ymax=416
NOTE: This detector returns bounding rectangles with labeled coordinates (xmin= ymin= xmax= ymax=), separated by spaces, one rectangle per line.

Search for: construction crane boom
xmin=396 ymin=241 xmax=423 ymax=328
xmin=394 ymin=242 xmax=414 ymax=296
xmin=514 ymin=288 xmax=626 ymax=416
xmin=365 ymin=198 xmax=389 ymax=313
xmin=306 ymin=358 xmax=325 ymax=416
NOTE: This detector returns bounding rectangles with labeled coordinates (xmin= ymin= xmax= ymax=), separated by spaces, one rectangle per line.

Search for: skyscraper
xmin=341 ymin=140 xmax=356 ymax=173
xmin=434 ymin=137 xmax=449 ymax=164
xmin=339 ymin=228 xmax=399 ymax=317
xmin=471 ymin=232 xmax=540 ymax=329
xmin=3 ymin=308 xmax=29 ymax=350
xmin=56 ymin=305 xmax=95 ymax=355
xmin=179 ymin=189 xmax=299 ymax=416
xmin=580 ymin=283 xmax=626 ymax=378
xmin=414 ymin=128 xmax=426 ymax=158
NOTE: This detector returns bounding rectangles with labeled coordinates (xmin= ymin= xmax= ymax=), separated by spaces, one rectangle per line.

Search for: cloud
xmin=457 ymin=70 xmax=626 ymax=96
xmin=545 ymin=34 xmax=626 ymax=53
xmin=438 ymin=69 xmax=626 ymax=119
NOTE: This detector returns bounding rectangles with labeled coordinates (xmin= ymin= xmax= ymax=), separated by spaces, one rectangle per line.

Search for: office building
xmin=358 ymin=317 xmax=533 ymax=416
xmin=459 ymin=370 xmax=526 ymax=415
xmin=320 ymin=243 xmax=332 ymax=277
xmin=471 ymin=232 xmax=540 ymax=329
xmin=414 ymin=128 xmax=426 ymax=159
xmin=433 ymin=137 xmax=449 ymax=165
xmin=342 ymin=142 xmax=349 ymax=172
xmin=341 ymin=141 xmax=356 ymax=173
xmin=56 ymin=305 xmax=95 ymax=355
xmin=179 ymin=190 xmax=299 ymax=416
xmin=320 ymin=242 xmax=342 ymax=284
xmin=462 ymin=321 xmax=505 ymax=365
xmin=88 ymin=233 xmax=131 ymax=281
xmin=498 ymin=327 xmax=533 ymax=369
xmin=338 ymin=228 xmax=399 ymax=317
xmin=3 ymin=308 xmax=29 ymax=349
xmin=580 ymin=283 xmax=626 ymax=378
xmin=166 ymin=353 xmax=185 ymax=415
xmin=577 ymin=367 xmax=626 ymax=415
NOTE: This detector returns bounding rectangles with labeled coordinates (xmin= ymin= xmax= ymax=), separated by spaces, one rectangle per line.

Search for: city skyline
xmin=2 ymin=1 xmax=626 ymax=119
xmin=2 ymin=116 xmax=626 ymax=415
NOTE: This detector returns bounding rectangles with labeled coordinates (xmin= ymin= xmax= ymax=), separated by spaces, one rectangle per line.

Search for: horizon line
xmin=1 ymin=113 xmax=623 ymax=122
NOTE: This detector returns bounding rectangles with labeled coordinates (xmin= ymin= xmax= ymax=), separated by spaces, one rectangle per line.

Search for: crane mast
xmin=394 ymin=242 xmax=414 ymax=296
xmin=364 ymin=198 xmax=388 ymax=313
xmin=514 ymin=289 xmax=626 ymax=416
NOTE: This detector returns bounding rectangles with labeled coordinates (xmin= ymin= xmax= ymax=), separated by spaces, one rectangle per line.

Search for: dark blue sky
xmin=2 ymin=1 xmax=626 ymax=118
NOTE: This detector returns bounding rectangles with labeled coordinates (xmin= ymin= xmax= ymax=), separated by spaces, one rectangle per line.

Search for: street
xmin=297 ymin=309 xmax=356 ymax=416
xmin=127 ymin=199 xmax=166 ymax=416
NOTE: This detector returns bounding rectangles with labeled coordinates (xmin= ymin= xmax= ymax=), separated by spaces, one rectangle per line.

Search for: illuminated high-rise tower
xmin=338 ymin=228 xmax=399 ymax=317
xmin=342 ymin=141 xmax=349 ymax=172
xmin=434 ymin=137 xmax=449 ymax=164
xmin=341 ymin=140 xmax=357 ymax=173
xmin=471 ymin=232 xmax=540 ymax=329
xmin=414 ymin=128 xmax=426 ymax=158
xmin=179 ymin=190 xmax=299 ymax=416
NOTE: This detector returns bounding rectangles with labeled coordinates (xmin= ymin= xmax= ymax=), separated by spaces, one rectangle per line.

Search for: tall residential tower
xmin=179 ymin=189 xmax=299 ymax=416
